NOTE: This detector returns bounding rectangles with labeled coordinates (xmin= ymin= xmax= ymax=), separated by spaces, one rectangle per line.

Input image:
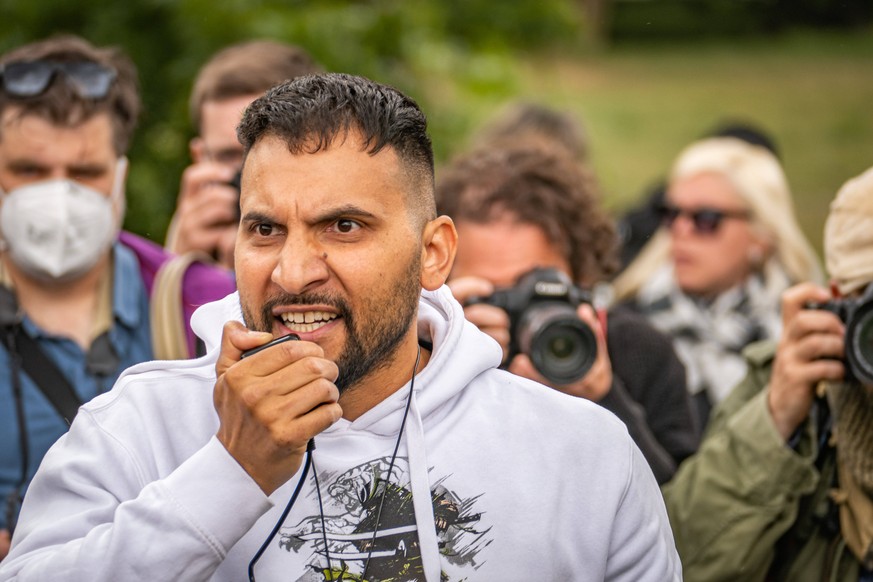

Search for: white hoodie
xmin=0 ymin=287 xmax=680 ymax=581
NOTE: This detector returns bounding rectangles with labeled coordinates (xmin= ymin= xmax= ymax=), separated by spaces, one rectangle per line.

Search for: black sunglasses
xmin=0 ymin=60 xmax=116 ymax=99
xmin=658 ymin=204 xmax=750 ymax=235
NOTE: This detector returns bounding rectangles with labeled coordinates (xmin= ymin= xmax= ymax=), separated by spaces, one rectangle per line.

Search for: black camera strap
xmin=0 ymin=284 xmax=83 ymax=425
xmin=2 ymin=323 xmax=82 ymax=425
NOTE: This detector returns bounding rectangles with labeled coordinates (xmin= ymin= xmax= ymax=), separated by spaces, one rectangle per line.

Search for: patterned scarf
xmin=634 ymin=264 xmax=785 ymax=405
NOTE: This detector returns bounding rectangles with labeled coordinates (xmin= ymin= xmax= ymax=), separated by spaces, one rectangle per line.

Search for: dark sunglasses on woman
xmin=0 ymin=60 xmax=116 ymax=99
xmin=658 ymin=203 xmax=750 ymax=235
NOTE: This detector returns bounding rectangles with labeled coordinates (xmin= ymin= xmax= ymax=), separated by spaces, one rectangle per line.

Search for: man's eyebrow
xmin=311 ymin=205 xmax=379 ymax=225
xmin=67 ymin=162 xmax=109 ymax=174
xmin=6 ymin=159 xmax=110 ymax=175
xmin=6 ymin=158 xmax=49 ymax=172
xmin=240 ymin=210 xmax=277 ymax=224
xmin=240 ymin=205 xmax=381 ymax=226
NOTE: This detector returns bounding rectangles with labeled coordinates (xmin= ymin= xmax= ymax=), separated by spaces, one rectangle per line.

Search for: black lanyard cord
xmin=248 ymin=440 xmax=314 ymax=582
xmin=310 ymin=454 xmax=337 ymax=579
xmin=360 ymin=345 xmax=420 ymax=581
xmin=249 ymin=344 xmax=421 ymax=581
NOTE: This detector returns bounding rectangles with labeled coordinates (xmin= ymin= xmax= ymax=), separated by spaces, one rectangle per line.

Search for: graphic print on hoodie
xmin=279 ymin=457 xmax=490 ymax=581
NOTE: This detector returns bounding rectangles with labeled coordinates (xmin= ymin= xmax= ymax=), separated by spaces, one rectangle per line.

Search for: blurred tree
xmin=607 ymin=0 xmax=873 ymax=42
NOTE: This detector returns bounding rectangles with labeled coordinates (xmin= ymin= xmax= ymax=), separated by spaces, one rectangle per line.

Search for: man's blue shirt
xmin=0 ymin=243 xmax=152 ymax=531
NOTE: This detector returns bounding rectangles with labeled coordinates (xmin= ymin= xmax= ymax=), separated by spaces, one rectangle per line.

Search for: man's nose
xmin=669 ymin=214 xmax=697 ymax=238
xmin=271 ymin=235 xmax=330 ymax=295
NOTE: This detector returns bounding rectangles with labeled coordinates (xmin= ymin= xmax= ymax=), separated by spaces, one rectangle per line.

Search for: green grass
xmin=422 ymin=27 xmax=873 ymax=259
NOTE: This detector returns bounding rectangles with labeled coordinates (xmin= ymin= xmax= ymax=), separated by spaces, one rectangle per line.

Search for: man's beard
xmin=241 ymin=252 xmax=422 ymax=394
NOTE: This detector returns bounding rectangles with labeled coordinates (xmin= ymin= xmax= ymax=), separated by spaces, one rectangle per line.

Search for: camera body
xmin=469 ymin=267 xmax=597 ymax=385
xmin=807 ymin=286 xmax=873 ymax=385
xmin=228 ymin=169 xmax=243 ymax=222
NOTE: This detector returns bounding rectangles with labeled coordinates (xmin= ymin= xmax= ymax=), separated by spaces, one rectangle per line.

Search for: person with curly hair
xmin=438 ymin=144 xmax=699 ymax=484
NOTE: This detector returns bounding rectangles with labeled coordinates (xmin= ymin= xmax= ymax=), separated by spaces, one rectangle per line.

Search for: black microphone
xmin=240 ymin=333 xmax=300 ymax=359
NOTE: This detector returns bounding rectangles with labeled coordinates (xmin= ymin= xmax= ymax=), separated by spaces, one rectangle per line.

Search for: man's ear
xmin=420 ymin=215 xmax=458 ymax=291
xmin=190 ymin=137 xmax=206 ymax=163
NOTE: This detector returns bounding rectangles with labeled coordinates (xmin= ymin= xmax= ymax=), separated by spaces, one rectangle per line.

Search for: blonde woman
xmin=613 ymin=137 xmax=822 ymax=426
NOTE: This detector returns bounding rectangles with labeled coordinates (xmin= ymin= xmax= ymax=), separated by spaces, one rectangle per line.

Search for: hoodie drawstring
xmin=407 ymin=389 xmax=441 ymax=582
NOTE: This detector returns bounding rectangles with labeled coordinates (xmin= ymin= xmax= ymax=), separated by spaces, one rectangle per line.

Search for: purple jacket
xmin=119 ymin=231 xmax=236 ymax=357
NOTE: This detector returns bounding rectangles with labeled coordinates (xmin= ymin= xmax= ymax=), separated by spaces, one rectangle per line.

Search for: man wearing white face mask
xmin=0 ymin=35 xmax=235 ymax=559
xmin=0 ymin=157 xmax=127 ymax=283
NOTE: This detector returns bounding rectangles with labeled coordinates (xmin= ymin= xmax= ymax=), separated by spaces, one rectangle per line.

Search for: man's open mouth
xmin=279 ymin=311 xmax=339 ymax=333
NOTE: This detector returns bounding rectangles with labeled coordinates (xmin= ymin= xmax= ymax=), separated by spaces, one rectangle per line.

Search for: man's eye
xmin=71 ymin=169 xmax=104 ymax=181
xmin=11 ymin=166 xmax=44 ymax=178
xmin=255 ymin=223 xmax=274 ymax=237
xmin=335 ymin=219 xmax=361 ymax=233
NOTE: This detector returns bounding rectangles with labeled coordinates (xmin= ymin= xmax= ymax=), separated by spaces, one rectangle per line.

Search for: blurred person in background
xmin=663 ymin=165 xmax=873 ymax=581
xmin=0 ymin=35 xmax=233 ymax=559
xmin=613 ymin=136 xmax=822 ymax=427
xmin=468 ymin=100 xmax=590 ymax=164
xmin=437 ymin=145 xmax=699 ymax=484
xmin=164 ymin=40 xmax=322 ymax=269
xmin=616 ymin=121 xmax=781 ymax=272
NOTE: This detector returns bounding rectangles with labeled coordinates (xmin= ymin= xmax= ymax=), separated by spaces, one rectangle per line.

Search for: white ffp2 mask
xmin=0 ymin=157 xmax=126 ymax=283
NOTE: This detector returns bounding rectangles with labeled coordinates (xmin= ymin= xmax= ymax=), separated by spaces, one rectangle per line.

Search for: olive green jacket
xmin=663 ymin=341 xmax=861 ymax=582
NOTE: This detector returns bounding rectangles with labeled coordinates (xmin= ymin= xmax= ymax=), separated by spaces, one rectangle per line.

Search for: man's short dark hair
xmin=189 ymin=40 xmax=322 ymax=132
xmin=436 ymin=146 xmax=619 ymax=285
xmin=238 ymin=72 xmax=436 ymax=222
xmin=0 ymin=34 xmax=140 ymax=155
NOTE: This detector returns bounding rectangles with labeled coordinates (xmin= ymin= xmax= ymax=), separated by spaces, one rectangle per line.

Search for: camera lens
xmin=516 ymin=302 xmax=597 ymax=385
xmin=548 ymin=335 xmax=576 ymax=360
xmin=847 ymin=301 xmax=873 ymax=385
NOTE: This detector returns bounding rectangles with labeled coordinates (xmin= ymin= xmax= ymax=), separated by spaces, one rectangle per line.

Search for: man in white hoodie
xmin=0 ymin=73 xmax=681 ymax=581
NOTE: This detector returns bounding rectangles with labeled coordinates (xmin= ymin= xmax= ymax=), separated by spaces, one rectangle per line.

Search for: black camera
xmin=228 ymin=169 xmax=242 ymax=222
xmin=807 ymin=285 xmax=873 ymax=385
xmin=468 ymin=267 xmax=597 ymax=385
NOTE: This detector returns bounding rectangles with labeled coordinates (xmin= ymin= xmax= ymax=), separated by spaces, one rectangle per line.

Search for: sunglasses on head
xmin=0 ymin=60 xmax=116 ymax=99
xmin=658 ymin=204 xmax=750 ymax=235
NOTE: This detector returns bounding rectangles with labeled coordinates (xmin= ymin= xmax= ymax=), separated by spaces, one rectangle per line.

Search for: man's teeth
xmin=280 ymin=311 xmax=338 ymax=332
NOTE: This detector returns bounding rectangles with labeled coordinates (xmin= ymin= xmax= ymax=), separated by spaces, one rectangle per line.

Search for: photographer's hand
xmin=213 ymin=322 xmax=342 ymax=495
xmin=768 ymin=283 xmax=845 ymax=441
xmin=508 ymin=303 xmax=613 ymax=401
xmin=165 ymin=160 xmax=239 ymax=268
xmin=448 ymin=276 xmax=511 ymax=363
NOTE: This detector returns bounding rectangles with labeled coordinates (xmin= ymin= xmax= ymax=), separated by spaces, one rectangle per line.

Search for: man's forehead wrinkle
xmin=1 ymin=114 xmax=113 ymax=163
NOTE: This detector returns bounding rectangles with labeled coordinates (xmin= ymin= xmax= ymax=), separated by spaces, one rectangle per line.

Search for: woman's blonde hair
xmin=613 ymin=137 xmax=822 ymax=300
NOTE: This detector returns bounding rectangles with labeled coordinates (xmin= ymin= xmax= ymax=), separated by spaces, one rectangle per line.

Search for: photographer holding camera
xmin=164 ymin=40 xmax=321 ymax=270
xmin=437 ymin=144 xmax=699 ymax=485
xmin=663 ymin=165 xmax=873 ymax=581
xmin=0 ymin=35 xmax=235 ymax=561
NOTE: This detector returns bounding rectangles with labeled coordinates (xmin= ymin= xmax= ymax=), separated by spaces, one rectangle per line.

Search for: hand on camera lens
xmin=167 ymin=161 xmax=240 ymax=268
xmin=449 ymin=276 xmax=511 ymax=362
xmin=769 ymin=283 xmax=846 ymax=441
xmin=508 ymin=303 xmax=613 ymax=401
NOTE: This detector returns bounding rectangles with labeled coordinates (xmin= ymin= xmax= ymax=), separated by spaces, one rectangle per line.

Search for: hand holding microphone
xmin=214 ymin=321 xmax=342 ymax=495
